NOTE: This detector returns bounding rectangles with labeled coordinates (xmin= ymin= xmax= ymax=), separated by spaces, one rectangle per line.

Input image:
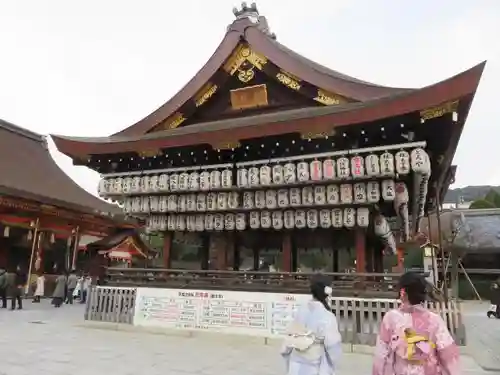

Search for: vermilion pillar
xmin=282 ymin=232 xmax=292 ymax=272
xmin=162 ymin=232 xmax=172 ymax=268
xmin=355 ymin=229 xmax=366 ymax=273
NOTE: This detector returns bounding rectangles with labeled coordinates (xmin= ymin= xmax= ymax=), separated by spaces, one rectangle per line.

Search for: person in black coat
xmin=491 ymin=279 xmax=500 ymax=318
xmin=10 ymin=266 xmax=27 ymax=310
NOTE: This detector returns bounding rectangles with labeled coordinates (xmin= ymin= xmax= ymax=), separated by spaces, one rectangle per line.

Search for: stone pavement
xmin=461 ymin=301 xmax=500 ymax=372
xmin=0 ymin=301 xmax=492 ymax=375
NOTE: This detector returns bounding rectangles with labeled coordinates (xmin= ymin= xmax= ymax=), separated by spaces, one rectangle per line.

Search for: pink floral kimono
xmin=372 ymin=304 xmax=460 ymax=375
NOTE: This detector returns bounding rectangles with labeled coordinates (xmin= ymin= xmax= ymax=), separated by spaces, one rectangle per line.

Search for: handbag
xmin=283 ymin=321 xmax=323 ymax=361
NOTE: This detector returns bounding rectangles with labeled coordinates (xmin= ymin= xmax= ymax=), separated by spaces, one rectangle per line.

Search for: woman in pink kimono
xmin=372 ymin=272 xmax=460 ymax=375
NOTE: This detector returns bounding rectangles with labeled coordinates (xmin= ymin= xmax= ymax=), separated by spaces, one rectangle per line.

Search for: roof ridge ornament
xmin=232 ymin=2 xmax=276 ymax=39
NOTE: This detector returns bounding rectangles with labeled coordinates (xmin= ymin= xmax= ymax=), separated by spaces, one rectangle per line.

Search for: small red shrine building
xmin=52 ymin=4 xmax=484 ymax=274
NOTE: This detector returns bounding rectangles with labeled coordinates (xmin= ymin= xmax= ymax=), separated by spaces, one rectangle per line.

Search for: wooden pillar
xmin=355 ymin=229 xmax=366 ymax=273
xmin=282 ymin=232 xmax=292 ymax=272
xmin=162 ymin=232 xmax=172 ymax=269
xmin=396 ymin=248 xmax=405 ymax=272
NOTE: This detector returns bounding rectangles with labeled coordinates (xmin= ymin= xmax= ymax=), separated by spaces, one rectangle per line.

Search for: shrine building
xmin=51 ymin=3 xmax=484 ymax=274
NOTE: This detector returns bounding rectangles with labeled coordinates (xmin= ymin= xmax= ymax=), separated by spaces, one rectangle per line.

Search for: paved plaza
xmin=0 ymin=301 xmax=495 ymax=375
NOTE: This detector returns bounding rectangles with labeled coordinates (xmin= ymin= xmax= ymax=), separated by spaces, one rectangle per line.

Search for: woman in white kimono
xmin=282 ymin=280 xmax=342 ymax=375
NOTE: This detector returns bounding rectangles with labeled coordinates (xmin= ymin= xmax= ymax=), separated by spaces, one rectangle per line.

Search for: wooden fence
xmin=84 ymin=286 xmax=465 ymax=346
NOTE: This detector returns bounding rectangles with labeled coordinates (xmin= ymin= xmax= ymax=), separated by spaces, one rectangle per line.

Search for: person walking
xmin=51 ymin=272 xmax=67 ymax=308
xmin=9 ymin=266 xmax=26 ymax=310
xmin=66 ymin=270 xmax=78 ymax=304
xmin=372 ymin=272 xmax=460 ymax=375
xmin=80 ymin=275 xmax=92 ymax=304
xmin=0 ymin=267 xmax=7 ymax=308
xmin=33 ymin=272 xmax=45 ymax=303
xmin=281 ymin=278 xmax=342 ymax=375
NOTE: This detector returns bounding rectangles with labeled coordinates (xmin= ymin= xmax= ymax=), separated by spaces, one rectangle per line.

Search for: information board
xmin=133 ymin=287 xmax=309 ymax=337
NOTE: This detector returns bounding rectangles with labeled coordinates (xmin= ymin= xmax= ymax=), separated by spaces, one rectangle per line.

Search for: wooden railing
xmin=103 ymin=268 xmax=402 ymax=298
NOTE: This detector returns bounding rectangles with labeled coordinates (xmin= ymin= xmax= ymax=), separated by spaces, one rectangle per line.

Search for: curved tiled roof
xmin=0 ymin=119 xmax=121 ymax=215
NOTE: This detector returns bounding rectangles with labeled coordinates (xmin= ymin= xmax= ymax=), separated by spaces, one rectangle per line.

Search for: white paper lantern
xmin=196 ymin=194 xmax=206 ymax=211
xmin=140 ymin=176 xmax=149 ymax=193
xmin=149 ymin=196 xmax=159 ymax=212
xmin=167 ymin=215 xmax=175 ymax=231
xmin=283 ymin=163 xmax=296 ymax=184
xmin=227 ymin=192 xmax=239 ymax=209
xmin=176 ymin=215 xmax=186 ymax=231
xmin=149 ymin=176 xmax=160 ymax=192
xmin=103 ymin=178 xmax=113 ymax=195
xmin=214 ymin=214 xmax=224 ymax=231
xmin=323 ymin=159 xmax=336 ymax=180
xmin=357 ymin=208 xmax=370 ymax=228
xmin=207 ymin=192 xmax=217 ymax=211
xmin=249 ymin=167 xmax=260 ymax=186
xmin=367 ymin=181 xmax=380 ymax=203
xmin=205 ymin=214 xmax=214 ymax=231
xmin=221 ymin=169 xmax=233 ymax=189
xmin=380 ymin=152 xmax=395 ymax=177
xmin=310 ymin=160 xmax=322 ymax=181
xmin=178 ymin=195 xmax=187 ymax=212
xmin=98 ymin=179 xmax=107 ymax=197
xmin=113 ymin=178 xmax=123 ymax=194
xmin=326 ymin=185 xmax=340 ymax=205
xmin=186 ymin=216 xmax=196 ymax=232
xmin=123 ymin=198 xmax=132 ymax=213
xmin=131 ymin=197 xmax=141 ymax=213
xmin=365 ymin=154 xmax=380 ymax=177
xmin=314 ymin=186 xmax=326 ymax=205
xmin=295 ymin=210 xmax=306 ymax=229
xmin=265 ymin=190 xmax=277 ymax=209
xmin=254 ymin=190 xmax=266 ymax=209
xmin=122 ymin=177 xmax=132 ymax=195
xmin=319 ymin=209 xmax=331 ymax=228
xmin=272 ymin=211 xmax=283 ymax=230
xmin=374 ymin=214 xmax=397 ymax=254
xmin=159 ymin=174 xmax=169 ymax=192
xmin=200 ymin=171 xmax=210 ymax=191
xmin=381 ymin=180 xmax=396 ymax=201
xmin=210 ymin=170 xmax=221 ymax=189
xmin=340 ymin=184 xmax=353 ymax=204
xmin=353 ymin=183 xmax=367 ymax=204
xmin=169 ymin=174 xmax=179 ymax=191
xmin=306 ymin=209 xmax=318 ymax=229
xmin=278 ymin=189 xmax=289 ymax=207
xmin=261 ymin=211 xmax=271 ymax=228
xmin=195 ymin=215 xmax=205 ymax=231
xmin=302 ymin=187 xmax=314 ymax=206
xmin=159 ymin=216 xmax=167 ymax=231
xmin=235 ymin=213 xmax=246 ymax=230
xmin=188 ymin=172 xmax=200 ymax=191
xmin=250 ymin=212 xmax=260 ymax=229
xmin=131 ymin=177 xmax=141 ymax=193
xmin=395 ymin=182 xmax=410 ymax=242
xmin=140 ymin=196 xmax=150 ymax=213
xmin=243 ymin=192 xmax=255 ymax=209
xmin=351 ymin=155 xmax=365 ymax=179
xmin=167 ymin=195 xmax=178 ymax=212
xmin=331 ymin=208 xmax=343 ymax=228
xmin=272 ymin=165 xmax=284 ymax=185
xmin=145 ymin=217 xmax=153 ymax=232
xmin=225 ymin=214 xmax=235 ymax=230
xmin=284 ymin=210 xmax=295 ymax=229
xmin=297 ymin=162 xmax=310 ymax=182
xmin=259 ymin=165 xmax=271 ymax=186
xmin=343 ymin=208 xmax=355 ymax=228
xmin=410 ymin=148 xmax=431 ymax=175
xmin=336 ymin=156 xmax=350 ymax=179
xmin=237 ymin=168 xmax=248 ymax=188
xmin=159 ymin=196 xmax=168 ymax=212
xmin=186 ymin=194 xmax=196 ymax=212
xmin=290 ymin=188 xmax=301 ymax=206
xmin=217 ymin=192 xmax=227 ymax=210
xmin=395 ymin=150 xmax=411 ymax=175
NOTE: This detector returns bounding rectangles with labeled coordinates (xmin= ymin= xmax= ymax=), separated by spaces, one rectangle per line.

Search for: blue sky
xmin=0 ymin=0 xmax=497 ymax=195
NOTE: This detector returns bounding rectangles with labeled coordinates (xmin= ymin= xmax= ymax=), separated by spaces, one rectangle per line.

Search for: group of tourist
xmin=0 ymin=266 xmax=92 ymax=310
xmin=282 ymin=272 xmax=460 ymax=375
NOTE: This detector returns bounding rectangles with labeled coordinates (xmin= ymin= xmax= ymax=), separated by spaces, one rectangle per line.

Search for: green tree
xmin=469 ymin=189 xmax=500 ymax=209
xmin=469 ymin=198 xmax=496 ymax=209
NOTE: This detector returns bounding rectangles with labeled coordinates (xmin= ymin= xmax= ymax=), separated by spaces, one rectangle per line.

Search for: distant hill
xmin=444 ymin=186 xmax=500 ymax=204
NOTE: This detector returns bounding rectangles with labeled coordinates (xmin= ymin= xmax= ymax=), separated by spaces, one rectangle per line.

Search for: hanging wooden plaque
xmin=230 ymin=84 xmax=268 ymax=110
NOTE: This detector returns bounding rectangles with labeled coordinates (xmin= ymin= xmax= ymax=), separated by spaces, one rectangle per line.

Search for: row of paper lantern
xmin=123 ymin=180 xmax=398 ymax=214
xmin=98 ymin=148 xmax=430 ymax=197
xmin=145 ymin=207 xmax=370 ymax=232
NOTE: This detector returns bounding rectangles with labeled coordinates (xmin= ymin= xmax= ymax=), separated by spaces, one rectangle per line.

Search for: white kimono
xmin=34 ymin=275 xmax=45 ymax=297
xmin=282 ymin=300 xmax=342 ymax=375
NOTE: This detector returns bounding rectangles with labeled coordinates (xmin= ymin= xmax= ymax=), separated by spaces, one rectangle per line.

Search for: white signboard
xmin=133 ymin=288 xmax=309 ymax=337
